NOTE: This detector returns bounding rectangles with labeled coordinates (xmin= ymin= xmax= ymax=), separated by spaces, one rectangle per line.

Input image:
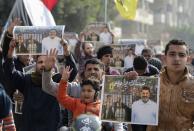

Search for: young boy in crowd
xmin=57 ymin=66 xmax=101 ymax=120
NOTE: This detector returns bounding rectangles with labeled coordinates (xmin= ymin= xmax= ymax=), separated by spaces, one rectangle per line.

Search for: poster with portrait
xmin=63 ymin=32 xmax=79 ymax=52
xmin=13 ymin=25 xmax=65 ymax=55
xmin=146 ymin=40 xmax=163 ymax=54
xmin=100 ymin=75 xmax=160 ymax=125
xmin=110 ymin=44 xmax=136 ymax=71
xmin=82 ymin=22 xmax=113 ymax=42
xmin=118 ymin=39 xmax=146 ymax=55
xmin=83 ymin=22 xmax=107 ymax=35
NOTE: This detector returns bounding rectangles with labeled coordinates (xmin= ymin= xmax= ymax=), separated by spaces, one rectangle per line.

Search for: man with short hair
xmin=124 ymin=48 xmax=135 ymax=69
xmin=42 ymin=55 xmax=124 ymax=130
xmin=4 ymin=43 xmax=61 ymax=131
xmin=42 ymin=29 xmax=63 ymax=55
xmin=74 ymin=41 xmax=95 ymax=74
xmin=148 ymin=39 xmax=194 ymax=131
xmin=125 ymin=56 xmax=159 ymax=76
xmin=97 ymin=45 xmax=120 ymax=75
xmin=141 ymin=48 xmax=153 ymax=61
xmin=131 ymin=86 xmax=157 ymax=125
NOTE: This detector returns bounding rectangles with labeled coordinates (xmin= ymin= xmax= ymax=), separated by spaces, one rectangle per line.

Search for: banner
xmin=13 ymin=26 xmax=65 ymax=55
xmin=100 ymin=75 xmax=160 ymax=125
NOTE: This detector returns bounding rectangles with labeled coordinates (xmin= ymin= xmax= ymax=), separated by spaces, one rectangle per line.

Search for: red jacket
xmin=57 ymin=80 xmax=100 ymax=120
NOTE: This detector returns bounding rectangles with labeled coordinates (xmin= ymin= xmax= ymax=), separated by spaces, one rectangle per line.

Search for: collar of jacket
xmin=161 ymin=66 xmax=191 ymax=85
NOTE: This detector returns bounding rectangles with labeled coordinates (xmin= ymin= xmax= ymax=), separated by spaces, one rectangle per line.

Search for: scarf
xmin=31 ymin=72 xmax=42 ymax=86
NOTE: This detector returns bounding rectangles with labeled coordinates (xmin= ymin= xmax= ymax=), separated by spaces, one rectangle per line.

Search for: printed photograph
xmin=82 ymin=22 xmax=114 ymax=44
xmin=63 ymin=32 xmax=78 ymax=52
xmin=118 ymin=39 xmax=146 ymax=55
xmin=13 ymin=26 xmax=65 ymax=55
xmin=100 ymin=75 xmax=160 ymax=125
xmin=110 ymin=44 xmax=136 ymax=69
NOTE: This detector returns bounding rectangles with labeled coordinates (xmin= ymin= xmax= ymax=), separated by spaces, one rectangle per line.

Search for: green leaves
xmin=52 ymin=0 xmax=101 ymax=32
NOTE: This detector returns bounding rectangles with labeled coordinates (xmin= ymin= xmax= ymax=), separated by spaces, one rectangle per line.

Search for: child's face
xmin=80 ymin=85 xmax=96 ymax=103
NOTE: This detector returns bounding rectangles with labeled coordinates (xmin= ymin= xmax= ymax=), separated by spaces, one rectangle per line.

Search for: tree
xmin=52 ymin=0 xmax=101 ymax=32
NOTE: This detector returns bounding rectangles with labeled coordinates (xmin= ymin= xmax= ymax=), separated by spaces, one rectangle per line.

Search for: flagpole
xmin=104 ymin=0 xmax=108 ymax=23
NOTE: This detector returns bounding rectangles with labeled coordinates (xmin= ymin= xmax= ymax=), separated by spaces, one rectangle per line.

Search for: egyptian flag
xmin=0 ymin=0 xmax=56 ymax=45
xmin=5 ymin=0 xmax=56 ymax=26
xmin=42 ymin=0 xmax=58 ymax=11
xmin=23 ymin=0 xmax=56 ymax=26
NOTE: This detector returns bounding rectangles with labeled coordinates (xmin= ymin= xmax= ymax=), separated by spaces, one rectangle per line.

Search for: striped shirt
xmin=0 ymin=112 xmax=16 ymax=131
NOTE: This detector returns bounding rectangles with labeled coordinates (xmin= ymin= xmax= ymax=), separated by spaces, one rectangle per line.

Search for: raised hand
xmin=7 ymin=39 xmax=16 ymax=58
xmin=0 ymin=47 xmax=2 ymax=58
xmin=0 ymin=47 xmax=2 ymax=54
xmin=7 ymin=18 xmax=22 ymax=35
xmin=44 ymin=48 xmax=58 ymax=71
xmin=61 ymin=39 xmax=70 ymax=56
xmin=61 ymin=66 xmax=73 ymax=82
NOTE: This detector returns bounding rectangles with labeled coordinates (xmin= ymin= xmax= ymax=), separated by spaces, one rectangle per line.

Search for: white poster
xmin=13 ymin=26 xmax=65 ymax=55
xmin=100 ymin=75 xmax=160 ymax=125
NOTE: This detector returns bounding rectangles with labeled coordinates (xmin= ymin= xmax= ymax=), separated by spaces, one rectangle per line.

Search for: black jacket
xmin=125 ymin=64 xmax=159 ymax=76
xmin=4 ymin=58 xmax=60 ymax=131
xmin=0 ymin=83 xmax=11 ymax=119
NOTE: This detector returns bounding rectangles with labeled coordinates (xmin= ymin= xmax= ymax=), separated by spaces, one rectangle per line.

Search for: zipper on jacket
xmin=165 ymin=87 xmax=173 ymax=131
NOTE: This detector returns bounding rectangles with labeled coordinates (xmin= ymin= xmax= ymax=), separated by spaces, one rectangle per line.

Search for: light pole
xmin=105 ymin=0 xmax=108 ymax=23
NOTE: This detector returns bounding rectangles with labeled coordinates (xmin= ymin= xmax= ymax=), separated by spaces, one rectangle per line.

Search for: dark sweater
xmin=125 ymin=64 xmax=159 ymax=76
xmin=0 ymin=84 xmax=11 ymax=119
xmin=4 ymin=58 xmax=60 ymax=131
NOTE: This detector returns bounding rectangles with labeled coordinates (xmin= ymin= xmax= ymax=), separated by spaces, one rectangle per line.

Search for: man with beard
xmin=131 ymin=86 xmax=157 ymax=125
xmin=3 ymin=41 xmax=60 ymax=131
xmin=42 ymin=29 xmax=63 ymax=55
xmin=42 ymin=53 xmax=124 ymax=130
xmin=74 ymin=41 xmax=96 ymax=74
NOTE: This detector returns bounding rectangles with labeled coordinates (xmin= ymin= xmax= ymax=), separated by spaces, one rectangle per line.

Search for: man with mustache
xmin=131 ymin=86 xmax=157 ymax=125
xmin=4 ymin=43 xmax=61 ymax=131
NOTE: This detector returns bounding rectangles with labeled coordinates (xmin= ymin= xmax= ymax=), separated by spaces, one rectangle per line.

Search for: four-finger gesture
xmin=45 ymin=48 xmax=58 ymax=71
xmin=61 ymin=66 xmax=73 ymax=82
xmin=7 ymin=39 xmax=16 ymax=58
xmin=7 ymin=18 xmax=22 ymax=35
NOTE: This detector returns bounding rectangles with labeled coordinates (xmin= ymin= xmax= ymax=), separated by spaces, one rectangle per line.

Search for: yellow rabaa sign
xmin=115 ymin=0 xmax=138 ymax=20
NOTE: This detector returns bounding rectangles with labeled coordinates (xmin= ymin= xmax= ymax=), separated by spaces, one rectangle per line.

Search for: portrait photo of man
xmin=131 ymin=86 xmax=157 ymax=125
xmin=42 ymin=29 xmax=63 ymax=55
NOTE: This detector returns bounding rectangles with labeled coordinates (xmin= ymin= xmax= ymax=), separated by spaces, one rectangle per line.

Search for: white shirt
xmin=99 ymin=32 xmax=112 ymax=45
xmin=124 ymin=55 xmax=134 ymax=69
xmin=131 ymin=100 xmax=157 ymax=125
xmin=42 ymin=36 xmax=63 ymax=55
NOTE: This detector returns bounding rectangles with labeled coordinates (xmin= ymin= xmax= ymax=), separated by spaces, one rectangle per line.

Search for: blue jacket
xmin=0 ymin=83 xmax=11 ymax=119
xmin=4 ymin=58 xmax=60 ymax=131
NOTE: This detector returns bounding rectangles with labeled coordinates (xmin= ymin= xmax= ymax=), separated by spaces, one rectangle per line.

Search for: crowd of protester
xmin=1 ymin=18 xmax=194 ymax=131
